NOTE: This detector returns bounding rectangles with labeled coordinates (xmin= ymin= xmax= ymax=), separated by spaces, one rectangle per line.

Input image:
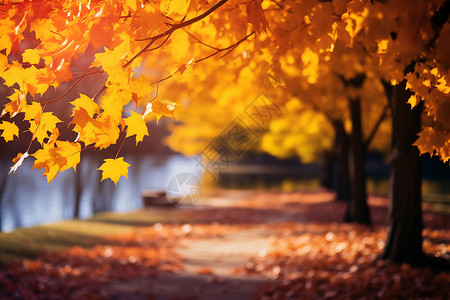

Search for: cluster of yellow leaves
xmin=2 ymin=0 xmax=250 ymax=183
xmin=405 ymin=62 xmax=450 ymax=162
xmin=2 ymin=0 xmax=449 ymax=186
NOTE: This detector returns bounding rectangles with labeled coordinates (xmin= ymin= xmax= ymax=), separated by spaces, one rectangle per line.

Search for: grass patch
xmin=0 ymin=207 xmax=185 ymax=267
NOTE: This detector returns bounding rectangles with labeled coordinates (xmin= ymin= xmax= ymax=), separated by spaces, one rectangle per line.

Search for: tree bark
xmin=381 ymin=82 xmax=424 ymax=263
xmin=321 ymin=150 xmax=335 ymax=190
xmin=333 ymin=120 xmax=351 ymax=202
xmin=74 ymin=161 xmax=82 ymax=219
xmin=344 ymin=98 xmax=371 ymax=224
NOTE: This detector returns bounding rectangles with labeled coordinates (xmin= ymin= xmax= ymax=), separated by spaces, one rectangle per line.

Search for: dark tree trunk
xmin=381 ymin=82 xmax=424 ymax=263
xmin=344 ymin=98 xmax=371 ymax=224
xmin=74 ymin=163 xmax=82 ymax=219
xmin=333 ymin=120 xmax=351 ymax=202
xmin=321 ymin=150 xmax=335 ymax=190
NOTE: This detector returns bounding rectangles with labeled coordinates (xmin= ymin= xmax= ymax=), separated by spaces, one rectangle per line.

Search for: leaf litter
xmin=0 ymin=191 xmax=448 ymax=299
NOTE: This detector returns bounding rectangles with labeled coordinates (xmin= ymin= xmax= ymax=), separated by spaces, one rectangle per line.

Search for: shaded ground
xmin=0 ymin=190 xmax=449 ymax=299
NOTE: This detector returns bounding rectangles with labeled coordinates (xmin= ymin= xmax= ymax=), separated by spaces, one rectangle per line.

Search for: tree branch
xmin=363 ymin=103 xmax=390 ymax=151
xmin=195 ymin=31 xmax=255 ymax=63
xmin=124 ymin=0 xmax=229 ymax=68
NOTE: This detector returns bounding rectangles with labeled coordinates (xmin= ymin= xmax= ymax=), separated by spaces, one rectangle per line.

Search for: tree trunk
xmin=381 ymin=82 xmax=424 ymax=263
xmin=344 ymin=98 xmax=371 ymax=224
xmin=321 ymin=150 xmax=335 ymax=190
xmin=333 ymin=120 xmax=351 ymax=202
xmin=74 ymin=162 xmax=82 ymax=219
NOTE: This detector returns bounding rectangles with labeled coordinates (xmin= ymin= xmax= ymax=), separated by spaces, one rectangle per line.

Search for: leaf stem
xmin=115 ymin=129 xmax=127 ymax=159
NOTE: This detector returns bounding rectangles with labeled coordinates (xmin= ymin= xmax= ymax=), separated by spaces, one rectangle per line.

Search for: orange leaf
xmin=246 ymin=0 xmax=269 ymax=34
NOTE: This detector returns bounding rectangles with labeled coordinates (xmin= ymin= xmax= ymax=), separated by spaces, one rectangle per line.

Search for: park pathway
xmin=101 ymin=192 xmax=275 ymax=300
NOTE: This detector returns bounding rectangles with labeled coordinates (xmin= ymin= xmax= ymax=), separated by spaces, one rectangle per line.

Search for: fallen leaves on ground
xmin=0 ymin=191 xmax=449 ymax=299
xmin=234 ymin=192 xmax=450 ymax=300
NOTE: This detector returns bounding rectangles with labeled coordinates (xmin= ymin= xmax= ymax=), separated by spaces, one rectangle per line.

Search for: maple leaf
xmin=151 ymin=99 xmax=178 ymax=123
xmin=55 ymin=141 xmax=81 ymax=172
xmin=71 ymin=94 xmax=100 ymax=117
xmin=98 ymin=157 xmax=130 ymax=185
xmin=29 ymin=112 xmax=62 ymax=145
xmin=124 ymin=0 xmax=137 ymax=12
xmin=0 ymin=53 xmax=8 ymax=74
xmin=93 ymin=114 xmax=121 ymax=149
xmin=22 ymin=49 xmax=41 ymax=64
xmin=31 ymin=141 xmax=81 ymax=183
xmin=407 ymin=94 xmax=420 ymax=109
xmin=161 ymin=0 xmax=190 ymax=17
xmin=176 ymin=57 xmax=195 ymax=76
xmin=32 ymin=142 xmax=59 ymax=183
xmin=124 ymin=111 xmax=149 ymax=145
xmin=0 ymin=121 xmax=19 ymax=142
xmin=2 ymin=62 xmax=26 ymax=87
xmin=246 ymin=0 xmax=269 ymax=34
xmin=23 ymin=102 xmax=43 ymax=124
xmin=1 ymin=89 xmax=27 ymax=118
xmin=94 ymin=41 xmax=130 ymax=68
xmin=413 ymin=127 xmax=441 ymax=156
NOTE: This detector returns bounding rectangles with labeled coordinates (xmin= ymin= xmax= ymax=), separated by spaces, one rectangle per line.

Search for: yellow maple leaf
xmin=55 ymin=141 xmax=81 ymax=172
xmin=31 ymin=141 xmax=81 ymax=184
xmin=2 ymin=62 xmax=26 ymax=87
xmin=160 ymin=0 xmax=190 ymax=17
xmin=436 ymin=77 xmax=450 ymax=94
xmin=93 ymin=114 xmax=121 ymax=149
xmin=22 ymin=49 xmax=41 ymax=64
xmin=407 ymin=94 xmax=420 ymax=109
xmin=29 ymin=112 xmax=62 ymax=144
xmin=23 ymin=102 xmax=43 ymax=124
xmin=413 ymin=127 xmax=445 ymax=157
xmin=131 ymin=76 xmax=154 ymax=105
xmin=0 ymin=54 xmax=9 ymax=74
xmin=0 ymin=121 xmax=19 ymax=142
xmin=31 ymin=18 xmax=57 ymax=42
xmin=32 ymin=142 xmax=58 ymax=183
xmin=151 ymin=99 xmax=178 ymax=123
xmin=94 ymin=41 xmax=130 ymax=68
xmin=1 ymin=90 xmax=27 ymax=118
xmin=125 ymin=111 xmax=149 ymax=145
xmin=71 ymin=94 xmax=100 ymax=117
xmin=98 ymin=157 xmax=130 ymax=185
xmin=124 ymin=0 xmax=137 ymax=11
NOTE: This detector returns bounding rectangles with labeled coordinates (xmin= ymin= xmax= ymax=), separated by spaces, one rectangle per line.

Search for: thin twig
xmin=125 ymin=0 xmax=229 ymax=68
xmin=115 ymin=129 xmax=127 ymax=159
xmin=184 ymin=30 xmax=221 ymax=50
xmin=41 ymin=77 xmax=83 ymax=105
xmin=143 ymin=30 xmax=174 ymax=52
xmin=93 ymin=85 xmax=107 ymax=101
xmin=195 ymin=31 xmax=255 ymax=63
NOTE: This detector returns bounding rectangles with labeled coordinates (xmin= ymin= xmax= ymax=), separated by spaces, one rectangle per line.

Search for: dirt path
xmin=101 ymin=227 xmax=273 ymax=300
xmin=101 ymin=193 xmax=275 ymax=300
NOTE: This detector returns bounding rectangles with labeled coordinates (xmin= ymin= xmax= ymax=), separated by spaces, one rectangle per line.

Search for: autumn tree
xmin=0 ymin=0 xmax=270 ymax=184
xmin=1 ymin=0 xmax=450 ymax=266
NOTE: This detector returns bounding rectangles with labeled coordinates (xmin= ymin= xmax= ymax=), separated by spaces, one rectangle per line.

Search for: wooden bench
xmin=141 ymin=189 xmax=173 ymax=207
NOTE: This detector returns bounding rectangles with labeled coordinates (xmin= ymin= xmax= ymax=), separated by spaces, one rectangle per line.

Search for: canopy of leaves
xmin=1 ymin=0 xmax=449 ymax=184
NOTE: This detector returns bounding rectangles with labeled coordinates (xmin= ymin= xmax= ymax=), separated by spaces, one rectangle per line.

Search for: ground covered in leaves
xmin=0 ymin=190 xmax=449 ymax=299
